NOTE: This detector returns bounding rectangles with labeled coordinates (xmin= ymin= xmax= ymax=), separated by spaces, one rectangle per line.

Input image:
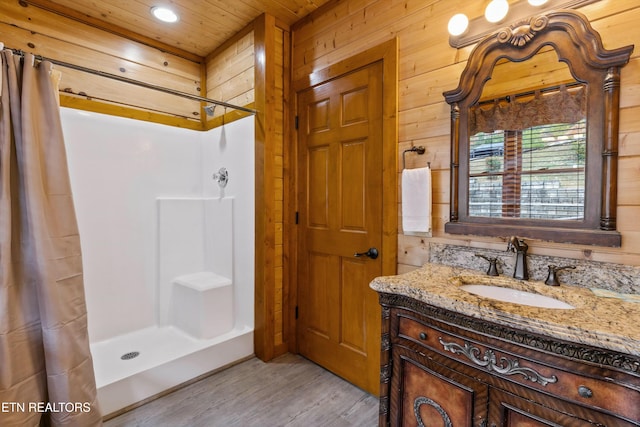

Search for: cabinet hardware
xmin=419 ymin=332 xmax=427 ymax=340
xmin=439 ymin=338 xmax=558 ymax=386
xmin=414 ymin=396 xmax=452 ymax=427
xmin=578 ymin=385 xmax=593 ymax=398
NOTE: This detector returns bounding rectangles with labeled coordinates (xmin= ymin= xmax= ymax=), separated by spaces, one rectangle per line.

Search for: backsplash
xmin=429 ymin=243 xmax=640 ymax=295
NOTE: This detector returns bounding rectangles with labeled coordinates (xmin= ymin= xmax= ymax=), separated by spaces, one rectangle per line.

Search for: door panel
xmin=306 ymin=252 xmax=333 ymax=339
xmin=341 ymin=139 xmax=366 ymax=230
xmin=297 ymin=61 xmax=383 ymax=394
xmin=308 ymin=147 xmax=330 ymax=228
xmin=391 ymin=347 xmax=488 ymax=427
xmin=340 ymin=257 xmax=367 ymax=355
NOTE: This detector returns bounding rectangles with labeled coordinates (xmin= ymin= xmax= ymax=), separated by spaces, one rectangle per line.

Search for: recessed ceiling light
xmin=151 ymin=6 xmax=179 ymax=23
xmin=528 ymin=0 xmax=548 ymax=5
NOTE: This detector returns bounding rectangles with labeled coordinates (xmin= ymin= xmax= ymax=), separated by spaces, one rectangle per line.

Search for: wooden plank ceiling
xmin=23 ymin=0 xmax=330 ymax=57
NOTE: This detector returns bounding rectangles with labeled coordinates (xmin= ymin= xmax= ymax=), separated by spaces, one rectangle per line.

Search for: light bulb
xmin=448 ymin=13 xmax=469 ymax=36
xmin=151 ymin=6 xmax=179 ymax=23
xmin=528 ymin=0 xmax=548 ymax=5
xmin=485 ymin=0 xmax=509 ymax=23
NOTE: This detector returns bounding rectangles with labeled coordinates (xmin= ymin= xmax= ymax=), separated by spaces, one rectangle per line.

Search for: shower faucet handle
xmin=213 ymin=167 xmax=229 ymax=188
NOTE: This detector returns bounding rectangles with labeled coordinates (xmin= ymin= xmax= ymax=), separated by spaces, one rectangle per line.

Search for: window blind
xmin=469 ymin=119 xmax=586 ymax=220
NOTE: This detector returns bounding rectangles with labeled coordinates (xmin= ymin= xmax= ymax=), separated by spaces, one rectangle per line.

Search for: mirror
xmin=470 ymin=55 xmax=585 ymax=221
xmin=443 ymin=10 xmax=633 ymax=246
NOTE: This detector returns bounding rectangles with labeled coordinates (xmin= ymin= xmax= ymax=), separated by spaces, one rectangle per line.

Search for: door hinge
xmin=295 ymin=305 xmax=299 ymax=319
xmin=295 ymin=211 xmax=299 ymax=224
xmin=295 ymin=115 xmax=299 ymax=130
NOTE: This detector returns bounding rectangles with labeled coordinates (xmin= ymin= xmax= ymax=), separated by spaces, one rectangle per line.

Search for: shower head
xmin=204 ymin=105 xmax=216 ymax=117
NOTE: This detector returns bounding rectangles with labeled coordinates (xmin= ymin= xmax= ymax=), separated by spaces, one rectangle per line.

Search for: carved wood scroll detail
xmin=497 ymin=15 xmax=549 ymax=47
xmin=439 ymin=339 xmax=558 ymax=386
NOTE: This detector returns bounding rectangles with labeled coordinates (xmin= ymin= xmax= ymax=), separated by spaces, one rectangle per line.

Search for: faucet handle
xmin=475 ymin=253 xmax=499 ymax=276
xmin=544 ymin=264 xmax=576 ymax=286
xmin=506 ymin=238 xmax=515 ymax=252
xmin=507 ymin=236 xmax=528 ymax=252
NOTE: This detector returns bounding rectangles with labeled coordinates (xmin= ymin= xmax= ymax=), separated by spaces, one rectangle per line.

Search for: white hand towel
xmin=402 ymin=166 xmax=432 ymax=233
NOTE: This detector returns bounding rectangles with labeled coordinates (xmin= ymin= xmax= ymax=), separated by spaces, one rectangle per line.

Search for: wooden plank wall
xmin=205 ymin=27 xmax=256 ymax=128
xmin=273 ymin=24 xmax=289 ymax=351
xmin=252 ymin=14 xmax=290 ymax=361
xmin=291 ymin=0 xmax=640 ymax=274
xmin=0 ymin=1 xmax=205 ymax=129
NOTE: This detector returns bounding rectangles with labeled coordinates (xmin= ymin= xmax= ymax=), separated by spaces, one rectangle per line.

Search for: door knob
xmin=354 ymin=247 xmax=379 ymax=259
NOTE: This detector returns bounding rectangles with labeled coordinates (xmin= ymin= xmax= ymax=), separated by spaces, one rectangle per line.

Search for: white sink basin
xmin=460 ymin=284 xmax=575 ymax=309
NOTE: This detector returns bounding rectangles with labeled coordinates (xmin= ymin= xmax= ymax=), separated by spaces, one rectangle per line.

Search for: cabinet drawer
xmin=489 ymin=387 xmax=639 ymax=427
xmin=397 ymin=314 xmax=640 ymax=423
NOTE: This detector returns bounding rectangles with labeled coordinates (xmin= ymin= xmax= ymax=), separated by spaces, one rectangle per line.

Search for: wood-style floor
xmin=103 ymin=353 xmax=379 ymax=427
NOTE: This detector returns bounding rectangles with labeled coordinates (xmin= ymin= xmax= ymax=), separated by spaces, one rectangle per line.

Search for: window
xmin=469 ymin=120 xmax=586 ymax=220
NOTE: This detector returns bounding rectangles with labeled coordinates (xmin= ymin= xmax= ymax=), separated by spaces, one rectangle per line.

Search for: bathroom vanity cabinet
xmin=378 ymin=292 xmax=640 ymax=427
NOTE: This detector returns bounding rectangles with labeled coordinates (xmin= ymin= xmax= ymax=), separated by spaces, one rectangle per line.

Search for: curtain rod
xmin=6 ymin=48 xmax=257 ymax=115
xmin=476 ymin=81 xmax=584 ymax=107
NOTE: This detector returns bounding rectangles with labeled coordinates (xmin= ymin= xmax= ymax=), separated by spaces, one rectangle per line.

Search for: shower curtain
xmin=0 ymin=49 xmax=102 ymax=426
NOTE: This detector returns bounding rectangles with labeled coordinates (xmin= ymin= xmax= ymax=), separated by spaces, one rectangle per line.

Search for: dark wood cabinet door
xmin=391 ymin=346 xmax=488 ymax=427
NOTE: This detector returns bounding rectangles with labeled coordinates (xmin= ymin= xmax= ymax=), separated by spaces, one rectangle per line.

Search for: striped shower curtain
xmin=0 ymin=48 xmax=102 ymax=426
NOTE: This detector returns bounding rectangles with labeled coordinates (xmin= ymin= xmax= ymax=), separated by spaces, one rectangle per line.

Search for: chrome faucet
xmin=507 ymin=236 xmax=529 ymax=280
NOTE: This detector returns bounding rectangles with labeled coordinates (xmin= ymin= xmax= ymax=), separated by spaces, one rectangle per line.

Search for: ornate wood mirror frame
xmin=443 ymin=10 xmax=633 ymax=247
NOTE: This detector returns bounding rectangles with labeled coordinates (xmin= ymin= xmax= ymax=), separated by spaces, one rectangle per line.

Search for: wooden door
xmin=296 ymin=61 xmax=383 ymax=394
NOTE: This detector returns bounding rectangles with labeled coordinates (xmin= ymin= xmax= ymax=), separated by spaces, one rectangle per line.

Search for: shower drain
xmin=120 ymin=351 xmax=140 ymax=361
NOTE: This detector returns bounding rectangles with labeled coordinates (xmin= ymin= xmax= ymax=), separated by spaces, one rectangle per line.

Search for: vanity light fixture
xmin=150 ymin=6 xmax=179 ymax=23
xmin=446 ymin=0 xmax=511 ymax=37
xmin=484 ymin=0 xmax=509 ymax=23
xmin=447 ymin=0 xmax=601 ymax=47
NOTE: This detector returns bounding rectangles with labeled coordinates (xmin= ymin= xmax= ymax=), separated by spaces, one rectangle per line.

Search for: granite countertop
xmin=370 ymin=263 xmax=640 ymax=357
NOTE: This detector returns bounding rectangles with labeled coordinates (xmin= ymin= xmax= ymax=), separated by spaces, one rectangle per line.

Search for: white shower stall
xmin=61 ymin=109 xmax=255 ymax=415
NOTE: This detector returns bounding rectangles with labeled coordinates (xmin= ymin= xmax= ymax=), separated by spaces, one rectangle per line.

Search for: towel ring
xmin=402 ymin=146 xmax=426 ymax=169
